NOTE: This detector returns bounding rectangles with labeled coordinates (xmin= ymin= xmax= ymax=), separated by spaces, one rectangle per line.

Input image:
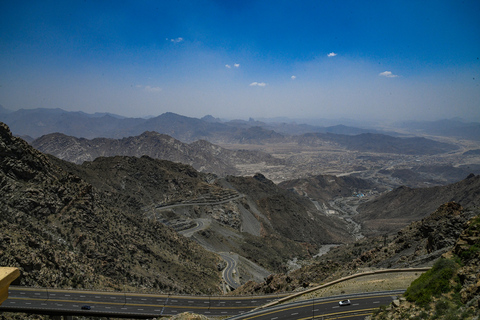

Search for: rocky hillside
xmin=31 ymin=131 xmax=284 ymax=176
xmin=356 ymin=174 xmax=480 ymax=236
xmin=234 ymin=202 xmax=478 ymax=294
xmin=279 ymin=174 xmax=378 ymax=199
xmin=0 ymin=122 xmax=222 ymax=294
xmin=52 ymin=154 xmax=355 ymax=274
xmin=225 ymin=174 xmax=353 ymax=245
xmin=371 ymin=212 xmax=480 ymax=319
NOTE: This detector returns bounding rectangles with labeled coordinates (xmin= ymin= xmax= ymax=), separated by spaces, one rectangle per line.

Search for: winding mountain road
xmin=218 ymin=252 xmax=241 ymax=289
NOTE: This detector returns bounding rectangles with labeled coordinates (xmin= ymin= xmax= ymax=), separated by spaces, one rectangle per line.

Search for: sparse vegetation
xmin=371 ymin=211 xmax=480 ymax=320
xmin=404 ymin=258 xmax=459 ymax=306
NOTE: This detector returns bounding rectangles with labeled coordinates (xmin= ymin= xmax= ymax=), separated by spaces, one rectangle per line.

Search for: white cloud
xmin=167 ymin=37 xmax=184 ymax=43
xmin=234 ymin=63 xmax=240 ymax=68
xmin=225 ymin=64 xmax=231 ymax=68
xmin=379 ymin=71 xmax=399 ymax=78
xmin=250 ymin=82 xmax=267 ymax=87
xmin=327 ymin=52 xmax=337 ymax=57
xmin=144 ymin=86 xmax=162 ymax=92
xmin=291 ymin=75 xmax=296 ymax=80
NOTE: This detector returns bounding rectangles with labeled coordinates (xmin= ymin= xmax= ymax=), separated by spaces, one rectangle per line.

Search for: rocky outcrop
xmin=0 ymin=122 xmax=222 ymax=294
xmin=453 ymin=215 xmax=480 ymax=306
xmin=234 ymin=202 xmax=477 ymax=295
xmin=370 ymin=213 xmax=480 ymax=319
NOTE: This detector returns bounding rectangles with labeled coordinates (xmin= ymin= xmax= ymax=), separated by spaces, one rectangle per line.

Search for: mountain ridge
xmin=31 ymin=131 xmax=285 ymax=177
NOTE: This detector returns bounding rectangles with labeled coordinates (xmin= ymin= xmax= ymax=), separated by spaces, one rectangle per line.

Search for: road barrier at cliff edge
xmin=259 ymin=267 xmax=431 ymax=309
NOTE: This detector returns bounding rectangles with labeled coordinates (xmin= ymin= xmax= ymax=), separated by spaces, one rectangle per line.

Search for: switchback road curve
xmin=218 ymin=252 xmax=241 ymax=289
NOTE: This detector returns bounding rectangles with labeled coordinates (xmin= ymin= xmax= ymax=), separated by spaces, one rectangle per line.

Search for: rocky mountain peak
xmin=1 ymin=122 xmax=222 ymax=293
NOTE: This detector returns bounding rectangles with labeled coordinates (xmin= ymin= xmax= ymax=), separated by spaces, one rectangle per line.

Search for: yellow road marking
xmin=9 ymin=287 xmax=286 ymax=301
xmin=235 ymin=293 xmax=395 ymax=320
xmin=6 ymin=296 xmax=255 ymax=310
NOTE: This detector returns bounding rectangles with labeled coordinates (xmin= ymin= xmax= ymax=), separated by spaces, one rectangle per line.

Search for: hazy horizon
xmin=1 ymin=1 xmax=479 ymax=122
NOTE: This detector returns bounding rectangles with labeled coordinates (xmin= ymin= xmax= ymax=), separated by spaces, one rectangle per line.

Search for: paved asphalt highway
xmin=226 ymin=291 xmax=404 ymax=320
xmin=0 ymin=286 xmax=286 ymax=318
xmin=219 ymin=252 xmax=241 ymax=289
xmin=1 ymin=287 xmax=402 ymax=319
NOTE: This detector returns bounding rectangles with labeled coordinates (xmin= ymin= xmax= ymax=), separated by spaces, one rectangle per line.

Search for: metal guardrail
xmin=259 ymin=267 xmax=430 ymax=309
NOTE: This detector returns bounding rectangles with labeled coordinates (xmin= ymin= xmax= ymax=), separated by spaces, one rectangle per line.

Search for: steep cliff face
xmin=0 ymin=122 xmax=222 ymax=294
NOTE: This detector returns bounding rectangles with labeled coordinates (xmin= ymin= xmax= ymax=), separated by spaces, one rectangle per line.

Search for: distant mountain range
xmin=0 ymin=107 xmax=463 ymax=161
xmin=0 ymin=106 xmax=377 ymax=141
xmin=3 ymin=107 xmax=478 ymax=143
xmin=31 ymin=131 xmax=284 ymax=176
xmin=396 ymin=119 xmax=480 ymax=141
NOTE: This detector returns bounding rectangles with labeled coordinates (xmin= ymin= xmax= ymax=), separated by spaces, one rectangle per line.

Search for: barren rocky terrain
xmin=234 ymin=202 xmax=479 ymax=295
xmin=2 ymin=109 xmax=480 ymax=319
xmin=0 ymin=123 xmax=223 ymax=294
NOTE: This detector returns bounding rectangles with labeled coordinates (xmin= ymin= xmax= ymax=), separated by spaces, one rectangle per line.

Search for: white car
xmin=339 ymin=299 xmax=351 ymax=306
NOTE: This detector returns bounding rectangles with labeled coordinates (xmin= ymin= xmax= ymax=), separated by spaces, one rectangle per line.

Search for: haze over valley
xmin=1 ymin=1 xmax=480 ymax=319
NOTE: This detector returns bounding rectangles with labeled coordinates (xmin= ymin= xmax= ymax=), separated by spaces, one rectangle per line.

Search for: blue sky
xmin=0 ymin=0 xmax=479 ymax=122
